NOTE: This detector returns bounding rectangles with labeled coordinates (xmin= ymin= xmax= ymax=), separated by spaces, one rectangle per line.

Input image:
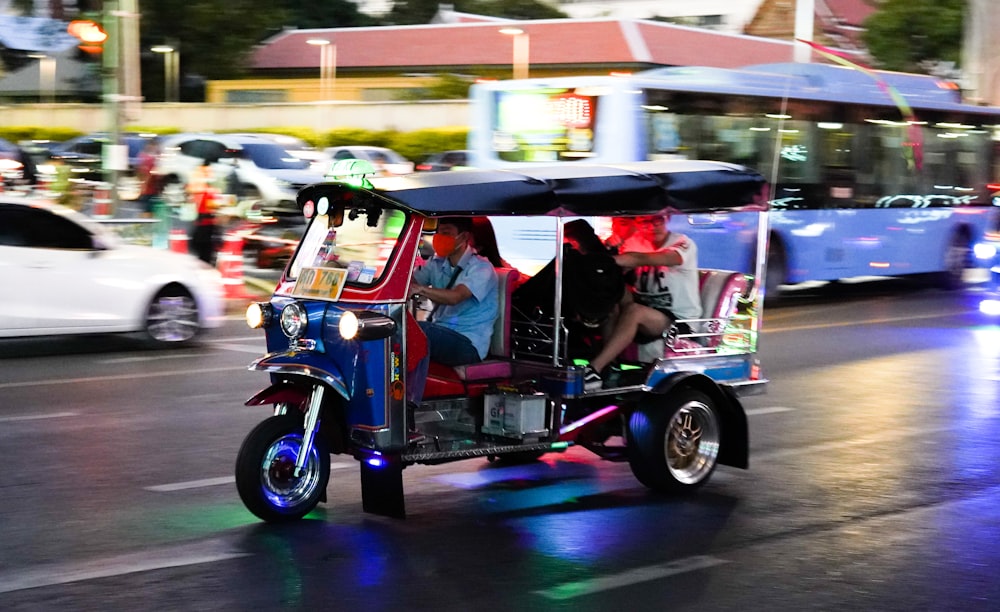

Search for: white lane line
xmin=0 ymin=411 xmax=79 ymax=423
xmin=145 ymin=463 xmax=355 ymax=492
xmin=0 ymin=366 xmax=246 ymax=389
xmin=536 ymin=555 xmax=729 ymax=601
xmin=755 ymin=424 xmax=953 ymax=460
xmin=211 ymin=343 xmax=267 ymax=354
xmin=745 ymin=406 xmax=795 ymax=416
xmin=99 ymin=353 xmax=199 ymax=364
xmin=765 ymin=309 xmax=975 ymax=333
xmin=0 ymin=539 xmax=249 ymax=595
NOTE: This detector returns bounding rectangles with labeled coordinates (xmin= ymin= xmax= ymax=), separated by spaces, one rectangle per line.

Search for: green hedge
xmin=0 ymin=125 xmax=471 ymax=163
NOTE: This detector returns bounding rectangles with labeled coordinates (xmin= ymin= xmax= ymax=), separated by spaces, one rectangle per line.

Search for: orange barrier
xmin=91 ymin=182 xmax=112 ymax=217
xmin=169 ymin=229 xmax=188 ymax=254
xmin=217 ymin=232 xmax=252 ymax=299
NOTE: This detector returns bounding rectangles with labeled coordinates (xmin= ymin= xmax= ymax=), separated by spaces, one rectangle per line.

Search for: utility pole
xmin=102 ymin=0 xmax=142 ymax=212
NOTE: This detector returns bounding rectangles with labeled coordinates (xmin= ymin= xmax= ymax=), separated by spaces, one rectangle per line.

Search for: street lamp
xmin=29 ymin=54 xmax=56 ymax=103
xmin=499 ymin=27 xmax=529 ymax=80
xmin=151 ymin=44 xmax=179 ymax=102
xmin=306 ymin=38 xmax=336 ymax=101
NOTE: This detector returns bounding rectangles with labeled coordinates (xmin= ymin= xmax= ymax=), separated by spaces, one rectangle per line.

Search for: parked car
xmin=41 ymin=132 xmax=159 ymax=190
xmin=229 ymin=133 xmax=328 ymax=173
xmin=323 ymin=146 xmax=413 ymax=176
xmin=156 ymin=133 xmax=326 ymax=218
xmin=0 ymin=198 xmax=225 ymax=345
xmin=0 ymin=137 xmax=26 ymax=185
xmin=415 ymin=149 xmax=470 ymax=172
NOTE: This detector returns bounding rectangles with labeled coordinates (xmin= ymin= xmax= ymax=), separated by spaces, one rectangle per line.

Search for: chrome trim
xmin=249 ymin=353 xmax=350 ymax=400
xmin=724 ymin=379 xmax=769 ymax=397
xmin=295 ymin=385 xmax=324 ymax=477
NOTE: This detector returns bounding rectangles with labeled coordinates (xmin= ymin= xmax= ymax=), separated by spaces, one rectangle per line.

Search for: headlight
xmin=974 ymin=242 xmax=997 ymax=261
xmin=280 ymin=302 xmax=308 ymax=338
xmin=339 ymin=310 xmax=396 ymax=340
xmin=246 ymin=302 xmax=273 ymax=329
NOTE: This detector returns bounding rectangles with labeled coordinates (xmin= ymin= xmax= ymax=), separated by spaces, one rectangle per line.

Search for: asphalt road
xmin=1 ymin=277 xmax=998 ymax=611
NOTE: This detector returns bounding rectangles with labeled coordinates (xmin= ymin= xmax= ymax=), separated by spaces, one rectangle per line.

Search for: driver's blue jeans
xmin=406 ymin=322 xmax=481 ymax=405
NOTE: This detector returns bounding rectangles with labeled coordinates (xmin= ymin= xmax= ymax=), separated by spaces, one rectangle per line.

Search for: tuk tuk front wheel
xmin=626 ymin=389 xmax=721 ymax=492
xmin=236 ymin=414 xmax=330 ymax=522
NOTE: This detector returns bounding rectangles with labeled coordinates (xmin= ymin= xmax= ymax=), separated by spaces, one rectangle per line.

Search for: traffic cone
xmin=92 ymin=182 xmax=112 ymax=218
xmin=169 ymin=229 xmax=189 ymax=254
xmin=217 ymin=232 xmax=252 ymax=299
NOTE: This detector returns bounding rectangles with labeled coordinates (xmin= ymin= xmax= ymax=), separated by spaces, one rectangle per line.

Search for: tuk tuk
xmin=236 ymin=160 xmax=770 ymax=522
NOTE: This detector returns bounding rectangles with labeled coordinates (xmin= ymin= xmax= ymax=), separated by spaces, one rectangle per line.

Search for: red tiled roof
xmin=820 ymin=0 xmax=877 ymax=27
xmin=251 ymin=19 xmax=796 ymax=72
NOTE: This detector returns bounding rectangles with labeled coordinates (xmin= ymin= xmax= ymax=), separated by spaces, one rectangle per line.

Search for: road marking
xmin=0 ymin=539 xmax=250 ymax=595
xmin=755 ymin=423 xmax=953 ymax=460
xmin=745 ymin=406 xmax=795 ymax=416
xmin=145 ymin=463 xmax=355 ymax=492
xmin=0 ymin=411 xmax=78 ymax=423
xmin=0 ymin=366 xmax=246 ymax=389
xmin=99 ymin=353 xmax=198 ymax=364
xmin=211 ymin=343 xmax=267 ymax=354
xmin=535 ymin=555 xmax=729 ymax=600
xmin=764 ymin=309 xmax=976 ymax=333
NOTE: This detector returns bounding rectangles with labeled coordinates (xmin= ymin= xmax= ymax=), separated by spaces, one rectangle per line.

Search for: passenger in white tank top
xmin=584 ymin=214 xmax=701 ymax=390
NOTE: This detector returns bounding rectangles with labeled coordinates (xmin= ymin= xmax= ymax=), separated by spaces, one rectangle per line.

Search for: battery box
xmin=481 ymin=393 xmax=548 ymax=439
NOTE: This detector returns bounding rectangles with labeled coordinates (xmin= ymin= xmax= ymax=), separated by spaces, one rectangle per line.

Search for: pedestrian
xmin=188 ymin=158 xmax=218 ymax=264
xmin=135 ymin=140 xmax=161 ymax=217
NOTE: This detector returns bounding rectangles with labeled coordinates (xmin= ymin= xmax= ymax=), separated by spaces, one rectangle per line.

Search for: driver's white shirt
xmin=622 ymin=231 xmax=702 ymax=320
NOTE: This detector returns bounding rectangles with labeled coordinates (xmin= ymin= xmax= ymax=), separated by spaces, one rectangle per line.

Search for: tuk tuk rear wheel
xmin=235 ymin=414 xmax=330 ymax=522
xmin=626 ymin=389 xmax=720 ymax=492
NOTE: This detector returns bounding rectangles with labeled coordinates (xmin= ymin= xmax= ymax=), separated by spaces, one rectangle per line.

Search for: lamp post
xmin=499 ymin=27 xmax=529 ymax=80
xmin=306 ymin=38 xmax=336 ymax=101
xmin=151 ymin=44 xmax=179 ymax=102
xmin=29 ymin=54 xmax=56 ymax=103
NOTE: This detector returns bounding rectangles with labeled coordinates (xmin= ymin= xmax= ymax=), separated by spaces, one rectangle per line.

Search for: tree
xmin=861 ymin=0 xmax=965 ymax=73
xmin=140 ymin=0 xmax=288 ymax=81
xmin=281 ymin=0 xmax=377 ymax=28
xmin=384 ymin=0 xmax=565 ymax=26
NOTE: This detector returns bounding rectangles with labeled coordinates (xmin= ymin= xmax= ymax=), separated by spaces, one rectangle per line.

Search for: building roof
xmin=251 ymin=19 xmax=796 ymax=73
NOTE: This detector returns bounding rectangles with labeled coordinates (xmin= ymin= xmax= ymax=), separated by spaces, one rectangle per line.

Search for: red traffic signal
xmin=68 ymin=19 xmax=108 ymax=54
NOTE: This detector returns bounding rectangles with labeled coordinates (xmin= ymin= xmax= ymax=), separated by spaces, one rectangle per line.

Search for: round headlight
xmin=245 ymin=302 xmax=272 ymax=329
xmin=339 ymin=311 xmax=359 ymax=340
xmin=280 ymin=302 xmax=308 ymax=338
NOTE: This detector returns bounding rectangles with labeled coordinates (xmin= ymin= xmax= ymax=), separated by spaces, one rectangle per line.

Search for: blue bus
xmin=468 ymin=63 xmax=1000 ymax=295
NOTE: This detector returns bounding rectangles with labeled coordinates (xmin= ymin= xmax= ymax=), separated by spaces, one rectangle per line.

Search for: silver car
xmin=156 ymin=133 xmax=326 ymax=218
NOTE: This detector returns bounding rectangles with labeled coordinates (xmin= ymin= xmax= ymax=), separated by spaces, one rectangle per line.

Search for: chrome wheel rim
xmin=664 ymin=400 xmax=720 ymax=484
xmin=147 ymin=295 xmax=199 ymax=342
xmin=261 ymin=434 xmax=322 ymax=509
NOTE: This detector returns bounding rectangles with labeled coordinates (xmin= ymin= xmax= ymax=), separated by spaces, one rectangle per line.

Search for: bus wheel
xmin=764 ymin=238 xmax=787 ymax=300
xmin=626 ymin=389 xmax=721 ymax=493
xmin=236 ymin=414 xmax=330 ymax=522
xmin=938 ymin=230 xmax=972 ymax=290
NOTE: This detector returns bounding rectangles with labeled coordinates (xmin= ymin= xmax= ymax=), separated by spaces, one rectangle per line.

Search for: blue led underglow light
xmin=365 ymin=456 xmax=387 ymax=468
xmin=980 ymin=299 xmax=1000 ymax=316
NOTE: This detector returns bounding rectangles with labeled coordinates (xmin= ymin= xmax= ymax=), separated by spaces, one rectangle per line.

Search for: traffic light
xmin=67 ymin=19 xmax=108 ymax=55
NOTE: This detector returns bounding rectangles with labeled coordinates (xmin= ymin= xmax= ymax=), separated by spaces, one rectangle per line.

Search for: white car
xmin=156 ymin=133 xmax=327 ymax=218
xmin=323 ymin=146 xmax=414 ymax=176
xmin=0 ymin=199 xmax=225 ymax=345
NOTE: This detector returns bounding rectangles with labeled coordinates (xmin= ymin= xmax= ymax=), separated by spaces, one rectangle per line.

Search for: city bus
xmin=467 ymin=62 xmax=1000 ymax=295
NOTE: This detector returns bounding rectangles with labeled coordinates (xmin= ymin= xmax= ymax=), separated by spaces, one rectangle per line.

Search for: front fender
xmin=249 ymin=350 xmax=350 ymax=401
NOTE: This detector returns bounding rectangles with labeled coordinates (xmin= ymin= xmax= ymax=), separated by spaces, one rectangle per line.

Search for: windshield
xmin=288 ymin=205 xmax=407 ymax=297
xmin=241 ymin=143 xmax=311 ymax=170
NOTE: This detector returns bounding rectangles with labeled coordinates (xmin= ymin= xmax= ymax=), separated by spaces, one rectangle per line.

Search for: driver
xmin=407 ymin=217 xmax=499 ymax=402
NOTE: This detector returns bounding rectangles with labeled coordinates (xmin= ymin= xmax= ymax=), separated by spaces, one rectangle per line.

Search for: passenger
xmin=584 ymin=213 xmax=701 ymax=390
xmin=470 ymin=216 xmax=513 ymax=268
xmin=407 ymin=217 xmax=499 ymax=403
xmin=512 ymin=219 xmax=624 ymax=358
xmin=603 ymin=216 xmax=637 ymax=254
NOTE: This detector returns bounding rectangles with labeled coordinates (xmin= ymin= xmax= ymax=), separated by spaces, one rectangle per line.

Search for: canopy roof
xmin=297 ymin=160 xmax=768 ymax=217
